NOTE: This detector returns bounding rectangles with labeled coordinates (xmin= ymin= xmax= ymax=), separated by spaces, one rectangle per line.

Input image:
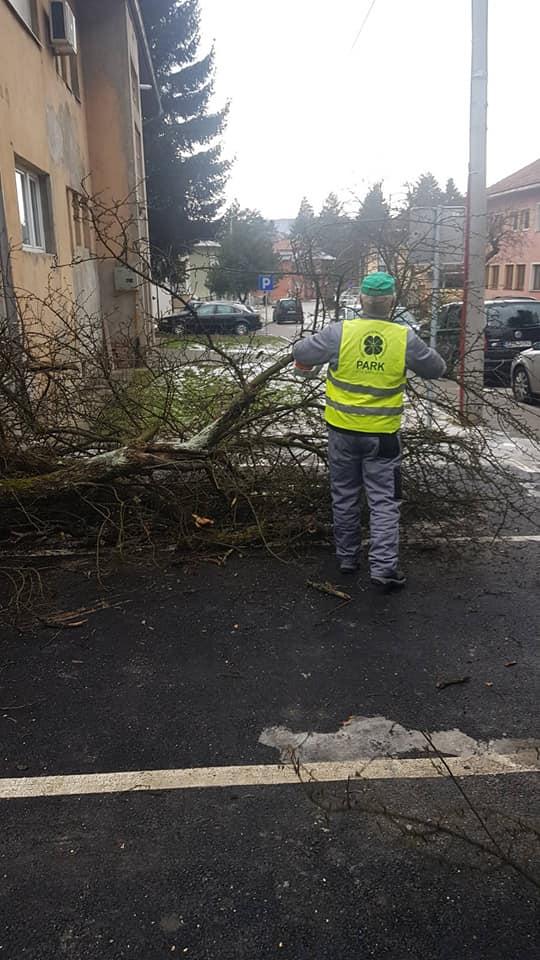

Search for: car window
xmin=488 ymin=304 xmax=540 ymax=328
xmin=215 ymin=304 xmax=233 ymax=315
xmin=486 ymin=305 xmax=509 ymax=329
xmin=197 ymin=304 xmax=215 ymax=317
xmin=512 ymin=305 xmax=540 ymax=327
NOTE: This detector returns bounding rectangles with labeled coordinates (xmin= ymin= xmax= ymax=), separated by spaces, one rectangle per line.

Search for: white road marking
xmin=403 ymin=534 xmax=540 ymax=544
xmin=0 ymin=753 xmax=537 ymax=801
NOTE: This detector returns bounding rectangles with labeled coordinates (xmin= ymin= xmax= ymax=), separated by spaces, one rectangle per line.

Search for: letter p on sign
xmin=258 ymin=274 xmax=275 ymax=292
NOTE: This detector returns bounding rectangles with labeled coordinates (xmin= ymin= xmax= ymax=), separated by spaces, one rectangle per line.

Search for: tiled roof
xmin=488 ymin=159 xmax=540 ymax=195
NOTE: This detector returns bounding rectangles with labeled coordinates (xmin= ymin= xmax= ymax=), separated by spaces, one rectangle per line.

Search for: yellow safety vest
xmin=325 ymin=318 xmax=408 ymax=433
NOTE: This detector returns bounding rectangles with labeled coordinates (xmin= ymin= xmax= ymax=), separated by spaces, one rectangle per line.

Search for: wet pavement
xmin=0 ymin=540 xmax=538 ymax=957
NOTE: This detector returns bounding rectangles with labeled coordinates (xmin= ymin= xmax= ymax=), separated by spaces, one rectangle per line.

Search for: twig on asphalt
xmin=436 ymin=676 xmax=471 ymax=690
xmin=307 ymin=579 xmax=352 ymax=601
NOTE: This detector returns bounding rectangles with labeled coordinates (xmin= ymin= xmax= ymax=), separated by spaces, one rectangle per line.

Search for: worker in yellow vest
xmin=293 ymin=272 xmax=446 ymax=588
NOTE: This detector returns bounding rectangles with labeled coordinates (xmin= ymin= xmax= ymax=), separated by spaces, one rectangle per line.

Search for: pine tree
xmin=407 ymin=172 xmax=444 ymax=208
xmin=208 ymin=206 xmax=279 ymax=303
xmin=358 ymin=183 xmax=390 ymax=223
xmin=142 ymin=0 xmax=229 ymax=274
xmin=291 ymin=198 xmax=316 ymax=240
xmin=319 ymin=193 xmax=343 ymax=220
xmin=318 ymin=193 xmax=345 ymax=258
xmin=443 ymin=177 xmax=465 ymax=205
xmin=356 ymin=183 xmax=393 ymax=276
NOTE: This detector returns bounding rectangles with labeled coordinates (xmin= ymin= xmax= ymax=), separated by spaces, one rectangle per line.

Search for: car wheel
xmin=234 ymin=321 xmax=250 ymax=336
xmin=173 ymin=319 xmax=186 ymax=336
xmin=512 ymin=367 xmax=534 ymax=403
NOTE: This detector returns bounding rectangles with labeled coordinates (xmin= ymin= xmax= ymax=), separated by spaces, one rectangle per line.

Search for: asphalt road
xmin=0 ymin=542 xmax=539 ymax=958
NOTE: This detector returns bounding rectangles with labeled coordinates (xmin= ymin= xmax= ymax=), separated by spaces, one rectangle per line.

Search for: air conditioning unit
xmin=50 ymin=1 xmax=77 ymax=55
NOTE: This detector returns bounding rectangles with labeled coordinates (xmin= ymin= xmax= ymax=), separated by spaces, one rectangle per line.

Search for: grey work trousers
xmin=327 ymin=427 xmax=402 ymax=577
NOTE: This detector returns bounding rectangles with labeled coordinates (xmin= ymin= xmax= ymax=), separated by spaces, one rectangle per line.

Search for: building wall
xmin=0 ymin=0 xmax=154 ymax=367
xmin=77 ymin=0 xmax=152 ymax=364
xmin=0 ymin=0 xmax=101 ymax=351
xmin=486 ymin=188 xmax=540 ymax=300
xmin=187 ymin=244 xmax=220 ymax=299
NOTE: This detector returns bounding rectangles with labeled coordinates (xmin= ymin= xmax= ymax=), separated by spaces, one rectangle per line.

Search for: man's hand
xmin=293 ymin=360 xmax=322 ymax=380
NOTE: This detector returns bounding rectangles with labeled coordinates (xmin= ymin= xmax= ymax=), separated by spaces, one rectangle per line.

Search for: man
xmin=293 ymin=272 xmax=446 ymax=589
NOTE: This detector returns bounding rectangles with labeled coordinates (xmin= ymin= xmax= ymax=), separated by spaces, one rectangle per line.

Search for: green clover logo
xmin=362 ymin=333 xmax=386 ymax=356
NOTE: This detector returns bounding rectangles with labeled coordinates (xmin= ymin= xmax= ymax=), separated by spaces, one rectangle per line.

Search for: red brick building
xmin=272 ymin=238 xmax=336 ymax=301
xmin=486 ymin=159 xmax=540 ymax=300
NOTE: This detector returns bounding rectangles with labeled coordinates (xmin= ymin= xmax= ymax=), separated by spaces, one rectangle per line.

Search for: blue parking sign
xmin=258 ymin=274 xmax=275 ymax=292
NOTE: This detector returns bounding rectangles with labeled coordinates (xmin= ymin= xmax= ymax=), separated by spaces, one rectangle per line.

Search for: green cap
xmin=361 ymin=271 xmax=396 ymax=296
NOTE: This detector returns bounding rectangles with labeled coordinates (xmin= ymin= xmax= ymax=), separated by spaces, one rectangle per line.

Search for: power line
xmin=351 ymin=0 xmax=378 ymax=51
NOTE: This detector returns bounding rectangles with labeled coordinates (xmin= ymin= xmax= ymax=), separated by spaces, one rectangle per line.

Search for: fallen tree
xmin=0 ymin=352 xmax=293 ymax=504
xmin=0 ymin=192 xmax=538 ymax=570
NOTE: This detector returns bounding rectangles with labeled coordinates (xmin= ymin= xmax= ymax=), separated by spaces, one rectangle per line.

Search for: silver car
xmin=511 ymin=345 xmax=540 ymax=403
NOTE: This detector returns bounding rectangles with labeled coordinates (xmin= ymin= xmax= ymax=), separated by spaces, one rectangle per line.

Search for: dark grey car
xmin=160 ymin=301 xmax=262 ymax=336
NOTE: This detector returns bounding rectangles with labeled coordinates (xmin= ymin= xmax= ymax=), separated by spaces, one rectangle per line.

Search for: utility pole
xmin=459 ymin=0 xmax=488 ymax=422
xmin=426 ymin=205 xmax=441 ymax=429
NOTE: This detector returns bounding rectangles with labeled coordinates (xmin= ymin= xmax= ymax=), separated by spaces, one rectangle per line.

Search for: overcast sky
xmin=198 ymin=0 xmax=540 ymax=219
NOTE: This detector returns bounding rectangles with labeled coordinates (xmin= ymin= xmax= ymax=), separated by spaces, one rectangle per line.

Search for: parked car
xmin=393 ymin=305 xmax=422 ymax=335
xmin=337 ymin=303 xmax=422 ymax=333
xmin=273 ymin=298 xmax=304 ymax=324
xmin=511 ymin=344 xmax=540 ymax=403
xmin=159 ymin=301 xmax=262 ymax=336
xmin=158 ymin=300 xmax=202 ymax=332
xmin=437 ymin=298 xmax=540 ymax=383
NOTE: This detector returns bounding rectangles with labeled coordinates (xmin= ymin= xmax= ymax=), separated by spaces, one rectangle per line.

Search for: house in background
xmin=177 ymin=240 xmax=221 ymax=302
xmin=272 ymin=237 xmax=336 ymax=301
xmin=486 ymin=158 xmax=540 ymax=300
xmin=0 ymin=0 xmax=160 ymax=367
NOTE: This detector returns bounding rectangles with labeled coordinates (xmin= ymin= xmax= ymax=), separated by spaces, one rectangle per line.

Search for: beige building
xmin=0 ymin=0 xmax=160 ymax=366
xmin=180 ymin=240 xmax=221 ymax=300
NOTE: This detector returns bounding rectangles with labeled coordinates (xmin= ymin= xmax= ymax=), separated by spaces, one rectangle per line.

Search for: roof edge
xmin=488 ymin=182 xmax=540 ymax=199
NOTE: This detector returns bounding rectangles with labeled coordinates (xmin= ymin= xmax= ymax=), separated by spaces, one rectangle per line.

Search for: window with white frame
xmin=536 ymin=204 xmax=540 ymax=232
xmin=15 ymin=165 xmax=52 ymax=252
xmin=532 ymin=265 xmax=540 ymax=291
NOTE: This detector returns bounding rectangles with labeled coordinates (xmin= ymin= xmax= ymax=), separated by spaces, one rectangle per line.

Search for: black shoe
xmin=338 ymin=560 xmax=359 ymax=574
xmin=370 ymin=569 xmax=406 ymax=590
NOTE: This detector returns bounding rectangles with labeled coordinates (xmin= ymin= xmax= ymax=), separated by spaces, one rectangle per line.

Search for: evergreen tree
xmin=358 ymin=183 xmax=390 ymax=224
xmin=319 ymin=193 xmax=343 ymax=220
xmin=318 ymin=193 xmax=357 ymax=298
xmin=406 ymin=172 xmax=444 ymax=208
xmin=142 ymin=0 xmax=229 ymax=275
xmin=208 ymin=206 xmax=279 ymax=303
xmin=443 ymin=177 xmax=465 ymax=205
xmin=356 ymin=183 xmax=394 ymax=276
xmin=291 ymin=197 xmax=316 ymax=242
xmin=318 ymin=193 xmax=346 ymax=258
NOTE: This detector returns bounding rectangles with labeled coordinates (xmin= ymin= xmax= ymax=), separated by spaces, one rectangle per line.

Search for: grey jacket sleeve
xmin=405 ymin=329 xmax=446 ymax=379
xmin=292 ymin=323 xmax=343 ymax=368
